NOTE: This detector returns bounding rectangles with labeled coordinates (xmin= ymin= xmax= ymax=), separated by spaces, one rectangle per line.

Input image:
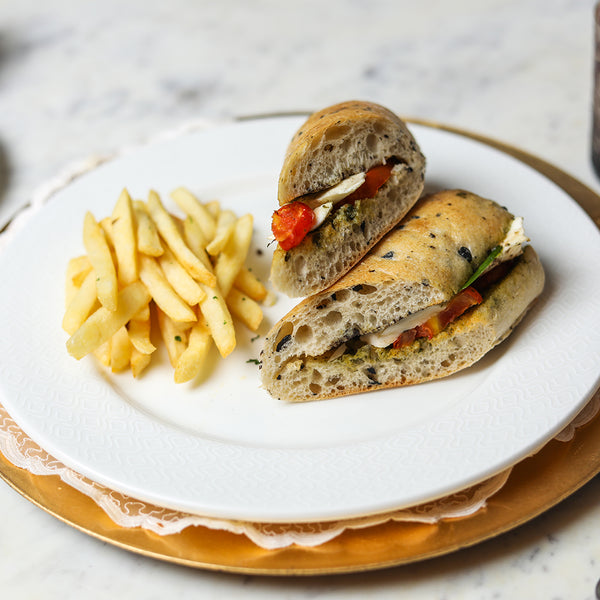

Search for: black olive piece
xmin=276 ymin=334 xmax=292 ymax=352
xmin=382 ymin=251 xmax=394 ymax=259
xmin=458 ymin=246 xmax=473 ymax=262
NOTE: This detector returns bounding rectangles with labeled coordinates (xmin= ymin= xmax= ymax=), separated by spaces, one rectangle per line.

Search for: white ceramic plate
xmin=1 ymin=117 xmax=599 ymax=523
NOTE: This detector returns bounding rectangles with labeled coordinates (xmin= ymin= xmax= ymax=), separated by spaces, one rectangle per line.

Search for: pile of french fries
xmin=63 ymin=187 xmax=268 ymax=383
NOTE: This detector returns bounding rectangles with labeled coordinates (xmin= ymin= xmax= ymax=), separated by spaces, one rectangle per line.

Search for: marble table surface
xmin=1 ymin=0 xmax=600 ymax=598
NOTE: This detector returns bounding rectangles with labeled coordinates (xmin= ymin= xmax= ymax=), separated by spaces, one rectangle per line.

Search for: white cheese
xmin=360 ymin=304 xmax=444 ymax=348
xmin=482 ymin=216 xmax=528 ymax=275
xmin=305 ymin=172 xmax=366 ymax=210
xmin=304 ymin=173 xmax=366 ymax=232
xmin=310 ymin=202 xmax=334 ymax=231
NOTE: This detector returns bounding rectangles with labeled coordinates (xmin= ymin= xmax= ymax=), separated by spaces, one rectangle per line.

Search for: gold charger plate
xmin=1 ymin=119 xmax=599 ymax=575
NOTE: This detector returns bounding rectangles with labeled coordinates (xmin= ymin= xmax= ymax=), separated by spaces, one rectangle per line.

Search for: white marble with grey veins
xmin=1 ymin=1 xmax=600 ymax=598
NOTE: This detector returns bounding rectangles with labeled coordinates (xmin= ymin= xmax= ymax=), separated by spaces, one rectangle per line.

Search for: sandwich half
xmin=270 ymin=100 xmax=426 ymax=297
xmin=261 ymin=189 xmax=545 ymax=402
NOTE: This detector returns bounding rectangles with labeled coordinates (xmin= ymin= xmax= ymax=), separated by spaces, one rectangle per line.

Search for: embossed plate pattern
xmin=0 ymin=118 xmax=599 ymax=523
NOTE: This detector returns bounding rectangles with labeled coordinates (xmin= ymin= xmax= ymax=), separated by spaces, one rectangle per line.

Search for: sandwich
xmin=270 ymin=100 xmax=426 ymax=297
xmin=260 ymin=189 xmax=545 ymax=402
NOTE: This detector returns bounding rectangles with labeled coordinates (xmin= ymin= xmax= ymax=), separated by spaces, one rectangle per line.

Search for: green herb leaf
xmin=460 ymin=245 xmax=502 ymax=291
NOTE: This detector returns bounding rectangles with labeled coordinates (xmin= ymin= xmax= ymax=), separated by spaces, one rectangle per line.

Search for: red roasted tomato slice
xmin=271 ymin=201 xmax=315 ymax=251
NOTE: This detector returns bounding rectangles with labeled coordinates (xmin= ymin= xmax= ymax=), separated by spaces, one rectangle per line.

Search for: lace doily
xmin=1 ymin=395 xmax=598 ymax=549
xmin=1 ymin=118 xmax=599 ymax=549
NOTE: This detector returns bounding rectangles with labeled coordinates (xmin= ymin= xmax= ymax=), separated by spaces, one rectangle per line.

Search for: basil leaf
xmin=460 ymin=245 xmax=502 ymax=291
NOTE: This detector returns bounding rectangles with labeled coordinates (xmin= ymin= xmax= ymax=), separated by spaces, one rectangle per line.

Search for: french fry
xmin=134 ymin=200 xmax=163 ymax=256
xmin=199 ymin=284 xmax=236 ymax=358
xmin=66 ymin=282 xmax=151 ymax=360
xmin=233 ymin=266 xmax=267 ymax=302
xmin=146 ymin=190 xmax=216 ymax=286
xmin=83 ymin=211 xmax=118 ymax=311
xmin=206 ymin=209 xmax=236 ymax=256
xmin=205 ymin=200 xmax=220 ymax=220
xmin=214 ymin=213 xmax=253 ymax=296
xmin=138 ymin=254 xmax=197 ymax=322
xmin=93 ymin=339 xmax=111 ymax=367
xmin=65 ymin=185 xmax=271 ymax=384
xmin=62 ymin=269 xmax=100 ymax=335
xmin=226 ymin=288 xmax=263 ymax=331
xmin=158 ymin=246 xmax=206 ymax=306
xmin=131 ymin=303 xmax=151 ymax=322
xmin=174 ymin=315 xmax=212 ymax=384
xmin=131 ymin=348 xmax=152 ymax=378
xmin=127 ymin=316 xmax=156 ymax=355
xmin=156 ymin=308 xmax=190 ymax=367
xmin=110 ymin=326 xmax=132 ymax=373
xmin=170 ymin=186 xmax=216 ymax=241
xmin=112 ymin=188 xmax=138 ymax=285
xmin=65 ymin=256 xmax=92 ymax=306
xmin=183 ymin=215 xmax=213 ymax=271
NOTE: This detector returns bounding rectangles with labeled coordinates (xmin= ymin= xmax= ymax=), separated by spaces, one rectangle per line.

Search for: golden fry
xmin=206 ymin=209 xmax=236 ymax=256
xmin=62 ymin=269 xmax=100 ymax=335
xmin=83 ymin=211 xmax=118 ymax=311
xmin=233 ymin=266 xmax=267 ymax=302
xmin=204 ymin=200 xmax=220 ymax=220
xmin=170 ymin=186 xmax=216 ymax=241
xmin=127 ymin=316 xmax=156 ymax=355
xmin=138 ymin=254 xmax=197 ymax=322
xmin=93 ymin=339 xmax=111 ymax=367
xmin=66 ymin=282 xmax=151 ymax=360
xmin=226 ymin=288 xmax=263 ymax=331
xmin=199 ymin=284 xmax=236 ymax=358
xmin=134 ymin=200 xmax=163 ymax=256
xmin=110 ymin=326 xmax=132 ymax=373
xmin=183 ymin=215 xmax=213 ymax=271
xmin=174 ymin=316 xmax=212 ymax=384
xmin=131 ymin=348 xmax=152 ymax=378
xmin=158 ymin=246 xmax=206 ymax=306
xmin=156 ymin=308 xmax=190 ymax=367
xmin=146 ymin=190 xmax=216 ymax=286
xmin=112 ymin=188 xmax=138 ymax=285
xmin=65 ymin=255 xmax=92 ymax=307
xmin=214 ymin=213 xmax=253 ymax=296
xmin=131 ymin=302 xmax=151 ymax=322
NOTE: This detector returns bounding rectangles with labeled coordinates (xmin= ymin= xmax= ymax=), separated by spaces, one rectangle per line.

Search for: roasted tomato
xmin=416 ymin=287 xmax=482 ymax=340
xmin=342 ymin=162 xmax=396 ymax=205
xmin=393 ymin=287 xmax=483 ymax=348
xmin=272 ymin=162 xmax=395 ymax=251
xmin=271 ymin=201 xmax=315 ymax=251
xmin=392 ymin=329 xmax=417 ymax=350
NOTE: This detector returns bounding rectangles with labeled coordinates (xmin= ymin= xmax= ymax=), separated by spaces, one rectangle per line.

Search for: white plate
xmin=1 ymin=117 xmax=599 ymax=523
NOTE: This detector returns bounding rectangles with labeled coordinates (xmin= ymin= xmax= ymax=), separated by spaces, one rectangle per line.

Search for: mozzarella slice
xmin=304 ymin=173 xmax=367 ymax=232
xmin=360 ymin=304 xmax=444 ymax=348
xmin=305 ymin=173 xmax=366 ymax=210
xmin=310 ymin=202 xmax=334 ymax=231
xmin=482 ymin=216 xmax=528 ymax=275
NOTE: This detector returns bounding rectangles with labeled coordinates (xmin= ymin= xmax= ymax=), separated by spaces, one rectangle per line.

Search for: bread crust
xmin=278 ymin=100 xmax=425 ymax=204
xmin=271 ymin=100 xmax=426 ymax=297
xmin=260 ymin=191 xmax=545 ymax=402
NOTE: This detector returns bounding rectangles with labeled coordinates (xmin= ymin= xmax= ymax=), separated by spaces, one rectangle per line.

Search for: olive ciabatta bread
xmin=270 ymin=100 xmax=426 ymax=297
xmin=261 ymin=189 xmax=545 ymax=402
